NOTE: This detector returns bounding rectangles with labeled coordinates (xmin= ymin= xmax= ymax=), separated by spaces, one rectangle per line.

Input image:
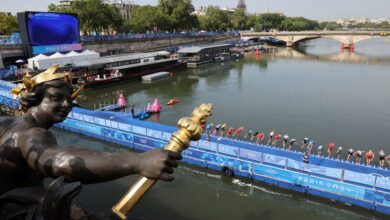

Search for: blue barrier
xmin=0 ymin=80 xmax=389 ymax=215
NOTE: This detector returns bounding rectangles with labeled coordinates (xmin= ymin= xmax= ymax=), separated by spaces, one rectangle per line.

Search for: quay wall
xmin=82 ymin=35 xmax=238 ymax=55
xmin=0 ymin=80 xmax=389 ymax=215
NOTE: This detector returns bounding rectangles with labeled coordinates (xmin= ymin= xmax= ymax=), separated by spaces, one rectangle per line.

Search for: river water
xmin=55 ymin=37 xmax=390 ymax=219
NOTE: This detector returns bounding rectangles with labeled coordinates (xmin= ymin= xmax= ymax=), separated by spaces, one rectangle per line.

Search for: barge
xmin=0 ymin=80 xmax=389 ymax=216
xmin=178 ymin=44 xmax=235 ymax=67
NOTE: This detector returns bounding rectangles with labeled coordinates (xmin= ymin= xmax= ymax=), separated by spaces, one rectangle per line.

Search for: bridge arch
xmin=240 ymin=31 xmax=388 ymax=47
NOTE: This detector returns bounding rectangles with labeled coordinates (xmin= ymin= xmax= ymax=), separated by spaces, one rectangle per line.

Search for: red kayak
xmin=167 ymin=98 xmax=179 ymax=105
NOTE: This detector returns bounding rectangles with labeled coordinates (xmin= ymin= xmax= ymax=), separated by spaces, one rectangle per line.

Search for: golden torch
xmin=112 ymin=103 xmax=213 ymax=219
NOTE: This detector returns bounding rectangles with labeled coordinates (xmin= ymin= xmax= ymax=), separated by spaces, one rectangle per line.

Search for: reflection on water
xmin=68 ymin=38 xmax=390 ymax=219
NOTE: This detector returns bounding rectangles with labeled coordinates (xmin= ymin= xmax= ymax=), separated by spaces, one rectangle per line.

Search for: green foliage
xmin=319 ymin=21 xmax=342 ymax=30
xmin=0 ymin=13 xmax=18 ymax=35
xmin=231 ymin=9 xmax=247 ymax=30
xmin=157 ymin=0 xmax=197 ymax=31
xmin=127 ymin=5 xmax=159 ymax=33
xmin=280 ymin=17 xmax=319 ymax=31
xmin=256 ymin=13 xmax=286 ymax=31
xmin=349 ymin=21 xmax=390 ymax=30
xmin=199 ymin=6 xmax=232 ymax=31
xmin=246 ymin=15 xmax=257 ymax=30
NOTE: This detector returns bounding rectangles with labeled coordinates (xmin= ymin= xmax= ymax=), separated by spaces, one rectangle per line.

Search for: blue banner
xmin=218 ymin=144 xmax=239 ymax=157
xmin=63 ymin=119 xmax=133 ymax=144
xmin=344 ymin=170 xmax=376 ymax=186
xmin=264 ymin=153 xmax=287 ymax=166
xmin=376 ymin=176 xmax=390 ymax=191
xmin=147 ymin=129 xmax=163 ymax=139
xmin=239 ymin=148 xmax=262 ymax=162
xmin=32 ymin=43 xmax=82 ymax=54
xmin=198 ymin=140 xmax=217 ymax=151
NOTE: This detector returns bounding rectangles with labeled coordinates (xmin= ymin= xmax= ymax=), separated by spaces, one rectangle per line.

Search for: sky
xmin=1 ymin=0 xmax=390 ymax=20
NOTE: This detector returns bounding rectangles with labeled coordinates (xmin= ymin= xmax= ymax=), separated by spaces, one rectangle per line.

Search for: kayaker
xmin=302 ymin=137 xmax=309 ymax=149
xmin=282 ymin=134 xmax=289 ymax=148
xmin=317 ymin=145 xmax=324 ymax=156
xmin=288 ymin=139 xmax=296 ymax=151
xmin=267 ymin=130 xmax=275 ymax=145
xmin=347 ymin=147 xmax=354 ymax=161
xmin=366 ymin=150 xmax=374 ymax=165
xmin=328 ymin=143 xmax=335 ymax=157
xmin=379 ymin=150 xmax=386 ymax=167
xmin=256 ymin=132 xmax=265 ymax=144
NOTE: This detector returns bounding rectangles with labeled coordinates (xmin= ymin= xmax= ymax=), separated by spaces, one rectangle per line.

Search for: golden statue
xmin=112 ymin=103 xmax=213 ymax=219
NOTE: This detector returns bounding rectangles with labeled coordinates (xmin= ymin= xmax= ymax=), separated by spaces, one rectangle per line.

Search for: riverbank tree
xmin=0 ymin=13 xmax=18 ymax=35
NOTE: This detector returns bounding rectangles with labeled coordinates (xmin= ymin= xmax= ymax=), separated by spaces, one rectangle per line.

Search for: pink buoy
xmin=255 ymin=48 xmax=260 ymax=55
xmin=117 ymin=93 xmax=126 ymax=108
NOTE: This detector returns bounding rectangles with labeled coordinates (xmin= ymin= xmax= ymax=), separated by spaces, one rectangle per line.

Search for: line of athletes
xmin=203 ymin=123 xmax=390 ymax=168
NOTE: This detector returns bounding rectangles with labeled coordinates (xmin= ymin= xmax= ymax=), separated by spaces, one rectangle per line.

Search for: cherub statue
xmin=0 ymin=64 xmax=181 ymax=219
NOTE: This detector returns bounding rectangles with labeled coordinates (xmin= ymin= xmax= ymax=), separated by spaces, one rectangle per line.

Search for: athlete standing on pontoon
xmin=302 ymin=137 xmax=309 ymax=149
xmin=347 ymin=147 xmax=354 ymax=161
xmin=267 ymin=130 xmax=275 ymax=145
xmin=288 ymin=139 xmax=296 ymax=151
xmin=317 ymin=145 xmax=324 ymax=156
xmin=328 ymin=143 xmax=335 ymax=157
xmin=282 ymin=134 xmax=289 ymax=148
xmin=366 ymin=150 xmax=375 ymax=165
xmin=256 ymin=132 xmax=265 ymax=144
xmin=379 ymin=150 xmax=386 ymax=167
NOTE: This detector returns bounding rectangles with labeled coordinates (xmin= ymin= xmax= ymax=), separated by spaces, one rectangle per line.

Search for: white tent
xmin=27 ymin=54 xmax=49 ymax=70
xmin=50 ymin=52 xmax=65 ymax=59
xmin=81 ymin=49 xmax=100 ymax=60
xmin=65 ymin=51 xmax=82 ymax=57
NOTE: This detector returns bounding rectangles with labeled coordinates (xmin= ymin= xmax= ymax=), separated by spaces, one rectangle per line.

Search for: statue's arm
xmin=18 ymin=128 xmax=181 ymax=183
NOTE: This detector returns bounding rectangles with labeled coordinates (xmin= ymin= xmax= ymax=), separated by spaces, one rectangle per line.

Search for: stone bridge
xmin=267 ymin=48 xmax=390 ymax=64
xmin=241 ymin=31 xmax=390 ymax=47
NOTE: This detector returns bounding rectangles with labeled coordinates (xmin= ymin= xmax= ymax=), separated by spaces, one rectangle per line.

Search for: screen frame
xmin=25 ymin=11 xmax=80 ymax=46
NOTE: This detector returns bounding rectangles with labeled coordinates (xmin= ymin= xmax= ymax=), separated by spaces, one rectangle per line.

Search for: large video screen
xmin=27 ymin=12 xmax=80 ymax=46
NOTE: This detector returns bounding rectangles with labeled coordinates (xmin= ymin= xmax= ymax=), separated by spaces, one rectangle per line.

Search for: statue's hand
xmin=137 ymin=148 xmax=182 ymax=181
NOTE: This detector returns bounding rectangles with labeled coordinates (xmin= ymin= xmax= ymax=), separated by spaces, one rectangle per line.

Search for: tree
xmin=231 ymin=9 xmax=247 ymax=30
xmin=0 ymin=13 xmax=18 ymax=35
xmin=256 ymin=13 xmax=286 ymax=31
xmin=199 ymin=6 xmax=231 ymax=31
xmin=319 ymin=21 xmax=342 ymax=31
xmin=280 ymin=17 xmax=319 ymax=31
xmin=246 ymin=14 xmax=257 ymax=30
xmin=127 ymin=5 xmax=159 ymax=33
xmin=157 ymin=0 xmax=197 ymax=31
